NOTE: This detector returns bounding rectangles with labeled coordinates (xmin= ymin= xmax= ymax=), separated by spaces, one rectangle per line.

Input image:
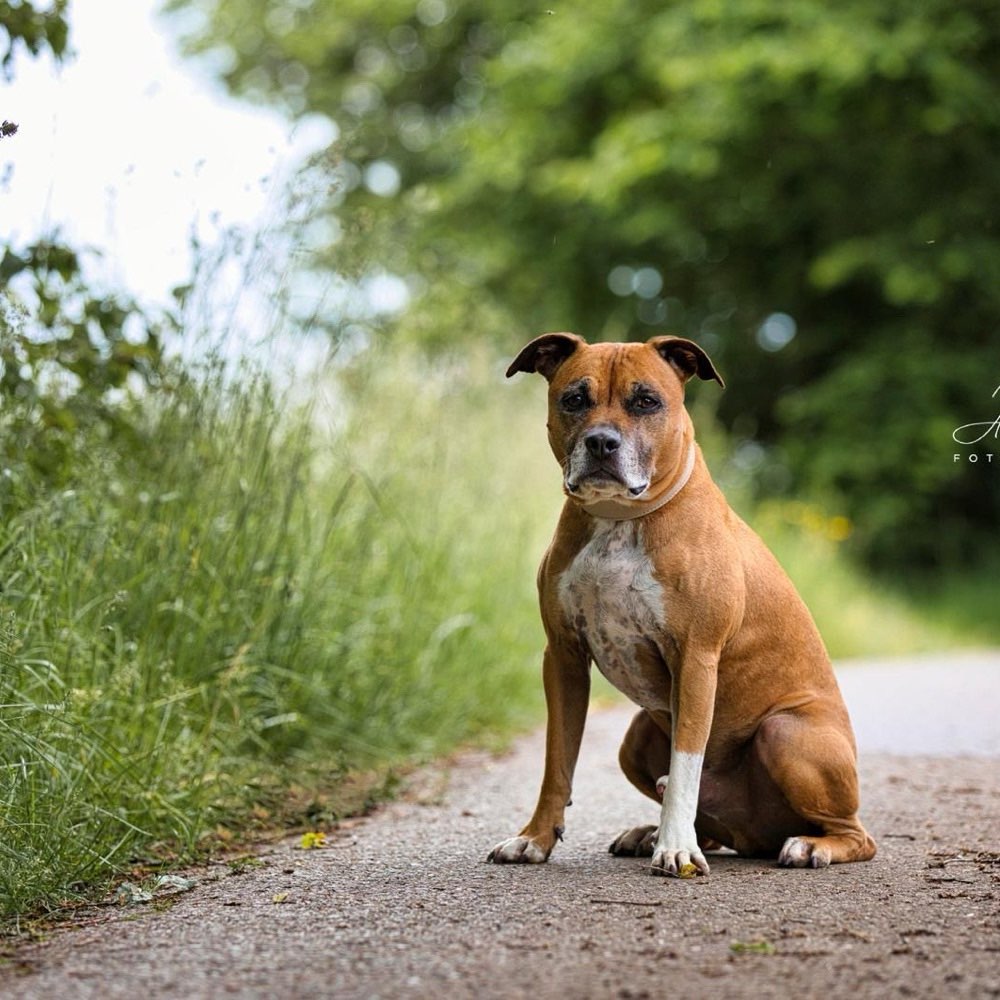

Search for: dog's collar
xmin=578 ymin=442 xmax=697 ymax=521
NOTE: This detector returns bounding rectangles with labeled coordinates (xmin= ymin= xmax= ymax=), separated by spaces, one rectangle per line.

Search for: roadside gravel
xmin=3 ymin=651 xmax=999 ymax=999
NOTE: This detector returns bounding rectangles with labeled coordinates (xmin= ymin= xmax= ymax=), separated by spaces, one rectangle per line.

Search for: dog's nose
xmin=584 ymin=427 xmax=622 ymax=460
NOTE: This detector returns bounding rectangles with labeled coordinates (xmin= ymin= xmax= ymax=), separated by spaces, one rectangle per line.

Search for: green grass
xmin=0 ymin=346 xmax=991 ymax=924
xmin=0 ymin=348 xmax=558 ymax=920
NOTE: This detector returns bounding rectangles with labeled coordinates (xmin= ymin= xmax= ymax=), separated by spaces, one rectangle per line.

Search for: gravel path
xmin=3 ymin=652 xmax=999 ymax=999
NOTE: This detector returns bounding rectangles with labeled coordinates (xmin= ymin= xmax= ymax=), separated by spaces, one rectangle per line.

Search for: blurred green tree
xmin=166 ymin=0 xmax=1000 ymax=571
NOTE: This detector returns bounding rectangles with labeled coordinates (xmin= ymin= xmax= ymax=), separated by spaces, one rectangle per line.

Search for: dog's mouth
xmin=565 ymin=468 xmax=649 ymax=499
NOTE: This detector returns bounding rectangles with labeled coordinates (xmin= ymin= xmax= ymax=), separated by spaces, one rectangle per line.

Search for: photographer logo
xmin=953 ymin=385 xmax=999 ymax=464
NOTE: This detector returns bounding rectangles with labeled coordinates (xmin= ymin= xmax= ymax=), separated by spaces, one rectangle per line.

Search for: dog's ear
xmin=648 ymin=336 xmax=725 ymax=389
xmin=506 ymin=332 xmax=585 ymax=381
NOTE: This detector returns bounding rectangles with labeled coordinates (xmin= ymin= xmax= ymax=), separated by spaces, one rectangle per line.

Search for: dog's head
xmin=507 ymin=333 xmax=724 ymax=505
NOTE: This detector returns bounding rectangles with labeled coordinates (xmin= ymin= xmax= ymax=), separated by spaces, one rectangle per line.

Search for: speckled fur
xmin=558 ymin=519 xmax=671 ymax=712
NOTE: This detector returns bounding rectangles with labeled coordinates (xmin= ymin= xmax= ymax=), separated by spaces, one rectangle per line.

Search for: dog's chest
xmin=558 ymin=520 xmax=671 ymax=711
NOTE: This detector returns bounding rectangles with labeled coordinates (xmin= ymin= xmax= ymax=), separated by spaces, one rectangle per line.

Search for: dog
xmin=488 ymin=333 xmax=876 ymax=876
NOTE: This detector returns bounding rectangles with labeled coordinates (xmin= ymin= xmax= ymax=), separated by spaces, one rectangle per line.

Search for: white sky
xmin=1 ymin=0 xmax=335 ymax=308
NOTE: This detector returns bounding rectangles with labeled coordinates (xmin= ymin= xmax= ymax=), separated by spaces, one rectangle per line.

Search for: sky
xmin=2 ymin=0 xmax=335 ymax=309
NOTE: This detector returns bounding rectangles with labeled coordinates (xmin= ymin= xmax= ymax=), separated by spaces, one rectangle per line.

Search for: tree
xmin=166 ymin=0 xmax=1000 ymax=571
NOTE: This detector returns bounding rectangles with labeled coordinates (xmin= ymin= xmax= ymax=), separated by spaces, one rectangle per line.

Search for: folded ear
xmin=506 ymin=332 xmax=586 ymax=381
xmin=648 ymin=336 xmax=725 ymax=389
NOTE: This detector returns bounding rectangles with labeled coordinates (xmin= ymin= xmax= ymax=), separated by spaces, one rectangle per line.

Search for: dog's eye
xmin=632 ymin=393 xmax=662 ymax=412
xmin=561 ymin=391 xmax=588 ymax=412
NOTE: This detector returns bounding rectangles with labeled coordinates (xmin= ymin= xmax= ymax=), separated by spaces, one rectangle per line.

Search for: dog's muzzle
xmin=565 ymin=425 xmax=650 ymax=499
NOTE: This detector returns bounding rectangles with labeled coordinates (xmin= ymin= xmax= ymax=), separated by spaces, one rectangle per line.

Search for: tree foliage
xmin=169 ymin=0 xmax=1000 ymax=570
xmin=0 ymin=0 xmax=69 ymax=75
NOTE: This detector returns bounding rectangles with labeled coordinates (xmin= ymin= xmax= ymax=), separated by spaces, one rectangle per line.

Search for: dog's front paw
xmin=609 ymin=825 xmax=658 ymax=857
xmin=650 ymin=837 xmax=710 ymax=878
xmin=487 ymin=835 xmax=551 ymax=864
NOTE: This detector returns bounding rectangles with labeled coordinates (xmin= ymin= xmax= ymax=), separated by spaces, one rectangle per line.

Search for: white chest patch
xmin=558 ymin=520 xmax=671 ymax=711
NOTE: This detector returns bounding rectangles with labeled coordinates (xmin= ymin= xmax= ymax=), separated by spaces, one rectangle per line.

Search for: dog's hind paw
xmin=608 ymin=825 xmax=658 ymax=857
xmin=778 ymin=836 xmax=832 ymax=869
xmin=487 ymin=835 xmax=550 ymax=864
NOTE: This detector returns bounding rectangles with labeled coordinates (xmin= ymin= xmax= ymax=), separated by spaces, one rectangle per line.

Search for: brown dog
xmin=488 ymin=333 xmax=876 ymax=876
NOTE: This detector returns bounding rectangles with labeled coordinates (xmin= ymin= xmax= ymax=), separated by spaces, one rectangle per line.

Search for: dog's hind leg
xmin=609 ymin=710 xmax=669 ymax=857
xmin=618 ymin=709 xmax=671 ymax=800
xmin=752 ymin=707 xmax=877 ymax=867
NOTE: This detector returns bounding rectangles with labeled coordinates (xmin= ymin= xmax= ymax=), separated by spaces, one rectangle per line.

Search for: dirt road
xmin=4 ymin=652 xmax=999 ymax=999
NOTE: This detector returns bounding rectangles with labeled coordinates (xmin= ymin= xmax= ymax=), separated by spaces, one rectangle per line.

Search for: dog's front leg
xmin=488 ymin=641 xmax=589 ymax=863
xmin=651 ymin=652 xmax=718 ymax=877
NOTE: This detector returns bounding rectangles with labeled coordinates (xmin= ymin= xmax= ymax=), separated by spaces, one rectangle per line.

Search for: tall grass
xmin=0 ymin=348 xmax=558 ymax=919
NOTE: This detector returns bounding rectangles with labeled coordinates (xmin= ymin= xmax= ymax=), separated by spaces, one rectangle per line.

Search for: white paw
xmin=487 ymin=836 xmax=549 ymax=864
xmin=778 ymin=837 xmax=832 ymax=868
xmin=651 ymin=835 xmax=710 ymax=877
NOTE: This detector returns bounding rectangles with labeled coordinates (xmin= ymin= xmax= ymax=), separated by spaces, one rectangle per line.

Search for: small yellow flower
xmin=299 ymin=831 xmax=327 ymax=850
